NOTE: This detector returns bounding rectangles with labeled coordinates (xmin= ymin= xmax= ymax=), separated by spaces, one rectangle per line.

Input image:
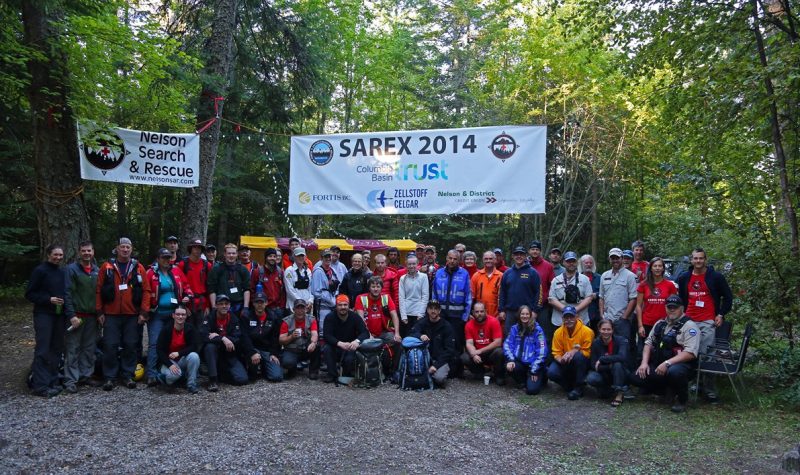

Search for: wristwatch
xmin=665 ymin=361 xmax=672 ymax=368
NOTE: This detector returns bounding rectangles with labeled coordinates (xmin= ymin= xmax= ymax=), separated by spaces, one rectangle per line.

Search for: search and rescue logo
xmin=490 ymin=132 xmax=517 ymax=161
xmin=309 ymin=140 xmax=334 ymax=166
xmin=81 ymin=127 xmax=126 ymax=172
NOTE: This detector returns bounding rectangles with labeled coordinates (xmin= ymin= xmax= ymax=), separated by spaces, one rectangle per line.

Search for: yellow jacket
xmin=551 ymin=319 xmax=594 ymax=359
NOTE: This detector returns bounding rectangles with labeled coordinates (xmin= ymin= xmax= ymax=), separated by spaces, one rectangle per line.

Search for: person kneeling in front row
xmin=631 ymin=294 xmax=699 ymax=413
xmin=587 ymin=318 xmax=630 ymax=407
xmin=503 ymin=305 xmax=548 ymax=395
xmin=321 ymin=295 xmax=369 ymax=383
xmin=156 ymin=306 xmax=200 ymax=393
xmin=200 ymin=295 xmax=248 ymax=391
xmin=410 ymin=300 xmax=456 ymax=388
xmin=548 ymin=306 xmax=594 ymax=400
xmin=279 ymin=298 xmax=320 ymax=380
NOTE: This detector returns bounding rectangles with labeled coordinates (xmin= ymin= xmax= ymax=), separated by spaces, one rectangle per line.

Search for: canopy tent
xmin=239 ymin=236 xmax=419 ymax=266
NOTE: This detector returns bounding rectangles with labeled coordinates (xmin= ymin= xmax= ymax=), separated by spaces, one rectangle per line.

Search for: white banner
xmin=289 ymin=125 xmax=546 ymax=215
xmin=78 ymin=124 xmax=199 ymax=188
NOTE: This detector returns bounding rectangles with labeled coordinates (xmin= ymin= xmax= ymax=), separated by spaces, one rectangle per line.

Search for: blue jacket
xmin=503 ymin=322 xmax=547 ymax=374
xmin=676 ymin=267 xmax=733 ymax=316
xmin=431 ymin=266 xmax=472 ymax=321
xmin=499 ymin=263 xmax=542 ymax=313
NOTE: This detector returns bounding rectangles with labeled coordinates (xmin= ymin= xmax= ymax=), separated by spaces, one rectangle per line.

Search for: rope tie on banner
xmin=195 ymin=96 xmax=226 ymax=135
xmin=35 ymin=184 xmax=85 ymax=208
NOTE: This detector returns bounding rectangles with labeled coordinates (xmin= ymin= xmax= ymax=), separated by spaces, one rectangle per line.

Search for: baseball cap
xmin=157 ymin=248 xmax=172 ymax=258
xmin=187 ymin=239 xmax=205 ymax=252
xmin=427 ymin=300 xmax=441 ymax=309
xmin=294 ymin=298 xmax=308 ymax=308
xmin=216 ymin=294 xmax=231 ymax=303
xmin=165 ymin=235 xmax=178 ymax=243
xmin=665 ymin=295 xmax=683 ymax=308
xmin=529 ymin=240 xmax=542 ymax=250
xmin=562 ymin=306 xmax=578 ymax=316
xmin=205 ymin=243 xmax=216 ymax=251
xmin=321 ymin=248 xmax=332 ymax=257
xmin=493 ymin=248 xmax=503 ymax=254
xmin=622 ymin=250 xmax=634 ymax=259
xmin=293 ymin=247 xmax=306 ymax=257
xmin=252 ymin=293 xmax=267 ymax=303
xmin=608 ymin=248 xmax=623 ymax=257
xmin=512 ymin=246 xmax=527 ymax=255
xmin=550 ymin=247 xmax=562 ymax=255
xmin=425 ymin=245 xmax=436 ymax=252
xmin=563 ymin=251 xmax=578 ymax=261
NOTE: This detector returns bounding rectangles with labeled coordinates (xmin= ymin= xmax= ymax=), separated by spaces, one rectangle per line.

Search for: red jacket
xmin=529 ymin=257 xmax=555 ymax=305
xmin=146 ymin=265 xmax=193 ymax=311
xmin=96 ymin=259 xmax=152 ymax=316
xmin=373 ymin=268 xmax=399 ymax=307
xmin=252 ymin=264 xmax=286 ymax=309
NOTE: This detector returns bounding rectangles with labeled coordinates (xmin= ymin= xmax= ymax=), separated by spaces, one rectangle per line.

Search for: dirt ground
xmin=1 ymin=304 xmax=797 ymax=474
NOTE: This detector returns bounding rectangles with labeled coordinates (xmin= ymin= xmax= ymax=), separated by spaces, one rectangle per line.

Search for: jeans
xmin=146 ymin=315 xmax=171 ymax=378
xmin=63 ymin=317 xmax=99 ymax=385
xmin=31 ymin=311 xmax=65 ymax=392
xmin=160 ymin=352 xmax=200 ymax=388
xmin=252 ymin=349 xmax=284 ymax=381
xmin=202 ymin=342 xmax=248 ymax=385
xmin=103 ymin=315 xmax=139 ymax=380
xmin=509 ymin=363 xmax=546 ymax=395
xmin=460 ymin=347 xmax=505 ymax=378
xmin=630 ymin=362 xmax=692 ymax=404
xmin=587 ymin=362 xmax=629 ymax=395
xmin=322 ymin=345 xmax=356 ymax=379
xmin=547 ymin=352 xmax=589 ymax=392
xmin=281 ymin=347 xmax=321 ymax=378
xmin=432 ymin=363 xmax=450 ymax=387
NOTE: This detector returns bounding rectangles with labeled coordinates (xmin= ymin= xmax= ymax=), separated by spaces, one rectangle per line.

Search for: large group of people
xmin=25 ymin=236 xmax=733 ymax=413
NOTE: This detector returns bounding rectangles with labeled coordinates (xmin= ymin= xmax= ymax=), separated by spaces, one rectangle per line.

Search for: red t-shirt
xmin=631 ymin=261 xmax=649 ymax=283
xmin=637 ymin=279 xmax=677 ymax=326
xmin=686 ymin=273 xmax=716 ymax=321
xmin=168 ymin=327 xmax=186 ymax=354
xmin=464 ymin=315 xmax=503 ymax=350
xmin=280 ymin=318 xmax=318 ymax=336
xmin=354 ymin=293 xmax=397 ymax=337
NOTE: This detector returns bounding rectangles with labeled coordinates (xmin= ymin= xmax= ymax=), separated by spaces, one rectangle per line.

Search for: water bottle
xmin=256 ymin=282 xmax=264 ymax=294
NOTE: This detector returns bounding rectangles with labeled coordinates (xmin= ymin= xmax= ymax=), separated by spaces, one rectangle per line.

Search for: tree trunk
xmin=179 ymin=0 xmax=238 ymax=244
xmin=22 ymin=2 xmax=91 ymax=262
xmin=116 ymin=183 xmax=127 ymax=237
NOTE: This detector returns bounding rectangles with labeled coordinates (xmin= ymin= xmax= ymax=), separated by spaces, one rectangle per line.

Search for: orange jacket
xmin=96 ymin=259 xmax=151 ymax=316
xmin=471 ymin=268 xmax=502 ymax=317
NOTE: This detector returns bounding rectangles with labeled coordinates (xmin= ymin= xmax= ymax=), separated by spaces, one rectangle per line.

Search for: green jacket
xmin=64 ymin=261 xmax=99 ymax=317
xmin=207 ymin=262 xmax=250 ymax=304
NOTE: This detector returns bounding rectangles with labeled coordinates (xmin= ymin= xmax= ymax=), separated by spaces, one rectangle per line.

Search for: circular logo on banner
xmin=81 ymin=127 xmax=126 ymax=171
xmin=298 ymin=192 xmax=311 ymax=204
xmin=490 ymin=132 xmax=517 ymax=161
xmin=309 ymin=140 xmax=334 ymax=166
xmin=366 ymin=189 xmax=389 ymax=209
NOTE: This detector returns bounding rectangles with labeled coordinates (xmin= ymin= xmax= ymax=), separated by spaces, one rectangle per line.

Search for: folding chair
xmin=694 ymin=323 xmax=753 ymax=403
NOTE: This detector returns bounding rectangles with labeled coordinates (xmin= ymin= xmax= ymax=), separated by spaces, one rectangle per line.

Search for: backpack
xmin=397 ymin=336 xmax=433 ymax=391
xmin=353 ymin=338 xmax=384 ymax=388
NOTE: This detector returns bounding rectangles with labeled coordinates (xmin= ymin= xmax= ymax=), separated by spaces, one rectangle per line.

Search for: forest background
xmin=1 ymin=0 xmax=798 ymax=405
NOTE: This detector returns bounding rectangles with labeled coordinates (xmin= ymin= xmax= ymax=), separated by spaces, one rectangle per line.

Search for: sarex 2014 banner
xmin=78 ymin=123 xmax=199 ymax=188
xmin=289 ymin=125 xmax=546 ymax=215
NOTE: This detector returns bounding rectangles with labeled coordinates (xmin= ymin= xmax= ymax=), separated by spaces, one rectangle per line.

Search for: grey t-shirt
xmin=598 ymin=267 xmax=637 ymax=321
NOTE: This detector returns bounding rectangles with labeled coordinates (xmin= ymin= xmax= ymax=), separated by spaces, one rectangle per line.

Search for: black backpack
xmin=353 ymin=338 xmax=384 ymax=388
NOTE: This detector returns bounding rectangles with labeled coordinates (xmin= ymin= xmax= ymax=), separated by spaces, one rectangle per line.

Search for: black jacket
xmin=590 ymin=335 xmax=629 ymax=370
xmin=410 ymin=317 xmax=456 ymax=369
xmin=241 ymin=311 xmax=282 ymax=355
xmin=338 ymin=269 xmax=372 ymax=307
xmin=676 ymin=267 xmax=733 ymax=317
xmin=323 ymin=310 xmax=369 ymax=347
xmin=156 ymin=323 xmax=200 ymax=367
xmin=25 ymin=262 xmax=68 ymax=315
xmin=200 ymin=312 xmax=243 ymax=346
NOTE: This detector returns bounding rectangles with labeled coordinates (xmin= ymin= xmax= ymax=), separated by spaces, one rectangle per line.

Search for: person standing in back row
xmin=25 ymin=244 xmax=68 ymax=397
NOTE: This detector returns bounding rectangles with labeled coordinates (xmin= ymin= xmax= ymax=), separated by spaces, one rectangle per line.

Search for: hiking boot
xmin=704 ymin=391 xmax=720 ymax=404
xmin=207 ymin=381 xmax=219 ymax=392
xmin=102 ymin=380 xmax=114 ymax=391
xmin=671 ymin=402 xmax=686 ymax=413
xmin=321 ymin=374 xmax=335 ymax=384
xmin=622 ymin=387 xmax=636 ymax=400
xmin=125 ymin=379 xmax=137 ymax=389
xmin=33 ymin=388 xmax=59 ymax=398
xmin=567 ymin=388 xmax=583 ymax=400
xmin=147 ymin=377 xmax=159 ymax=387
xmin=308 ymin=370 xmax=319 ymax=380
xmin=64 ymin=383 xmax=78 ymax=394
xmin=187 ymin=385 xmax=199 ymax=394
xmin=495 ymin=376 xmax=506 ymax=387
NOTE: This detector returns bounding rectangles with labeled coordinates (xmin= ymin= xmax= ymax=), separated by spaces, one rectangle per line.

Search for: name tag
xmin=696 ymin=300 xmax=705 ymax=308
xmin=230 ymin=287 xmax=238 ymax=294
xmin=250 ymin=321 xmax=257 ymax=327
xmin=118 ymin=284 xmax=128 ymax=291
xmin=170 ymin=298 xmax=178 ymax=304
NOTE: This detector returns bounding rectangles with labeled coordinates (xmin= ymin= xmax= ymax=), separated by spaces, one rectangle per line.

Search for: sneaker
xmin=567 ymin=389 xmax=583 ymax=400
xmin=147 ymin=377 xmax=159 ymax=387
xmin=207 ymin=381 xmax=219 ymax=392
xmin=102 ymin=380 xmax=114 ymax=391
xmin=64 ymin=384 xmax=78 ymax=394
xmin=308 ymin=370 xmax=319 ymax=380
xmin=705 ymin=391 xmax=720 ymax=404
xmin=671 ymin=402 xmax=686 ymax=413
xmin=187 ymin=385 xmax=199 ymax=394
xmin=622 ymin=387 xmax=636 ymax=400
xmin=125 ymin=379 xmax=137 ymax=389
